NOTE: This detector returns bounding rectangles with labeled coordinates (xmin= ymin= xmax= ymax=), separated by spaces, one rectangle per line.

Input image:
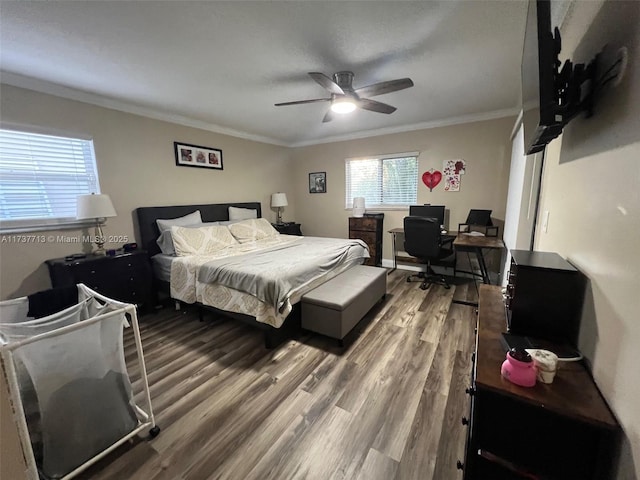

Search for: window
xmin=345 ymin=152 xmax=418 ymax=209
xmin=0 ymin=128 xmax=101 ymax=232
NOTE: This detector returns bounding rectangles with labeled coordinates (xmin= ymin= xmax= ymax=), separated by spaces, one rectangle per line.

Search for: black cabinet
xmin=505 ymin=250 xmax=586 ymax=346
xmin=349 ymin=213 xmax=383 ymax=267
xmin=46 ymin=250 xmax=154 ymax=312
xmin=461 ymin=286 xmax=619 ymax=480
xmin=272 ymin=222 xmax=302 ymax=236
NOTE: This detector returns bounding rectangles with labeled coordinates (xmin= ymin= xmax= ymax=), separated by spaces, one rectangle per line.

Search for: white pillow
xmin=228 ymin=218 xmax=279 ymax=243
xmin=171 ymin=225 xmax=239 ymax=256
xmin=228 ymin=206 xmax=257 ymax=221
xmin=157 ymin=221 xmax=219 ymax=255
xmin=217 ymin=219 xmax=244 ymax=226
xmin=156 ymin=210 xmax=202 ymax=233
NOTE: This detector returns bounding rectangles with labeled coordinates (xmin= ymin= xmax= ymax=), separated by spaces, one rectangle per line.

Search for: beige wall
xmin=290 ymin=117 xmax=514 ymax=266
xmin=0 ymin=84 xmax=293 ymax=300
xmin=534 ymin=1 xmax=640 ymax=477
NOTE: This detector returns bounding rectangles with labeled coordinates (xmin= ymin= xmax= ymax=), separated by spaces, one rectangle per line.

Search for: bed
xmin=135 ymin=202 xmax=369 ymax=346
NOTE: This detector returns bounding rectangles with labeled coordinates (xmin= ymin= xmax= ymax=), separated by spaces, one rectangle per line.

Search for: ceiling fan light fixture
xmin=330 ymin=99 xmax=356 ymax=114
xmin=275 ymin=71 xmax=414 ymax=122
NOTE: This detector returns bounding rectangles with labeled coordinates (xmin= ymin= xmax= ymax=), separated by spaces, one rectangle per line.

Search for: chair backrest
xmin=466 ymin=209 xmax=493 ymax=226
xmin=403 ymin=216 xmax=441 ymax=260
xmin=409 ymin=205 xmax=445 ymax=228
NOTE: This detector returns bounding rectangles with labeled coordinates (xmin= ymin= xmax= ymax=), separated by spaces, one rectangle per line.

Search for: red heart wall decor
xmin=422 ymin=170 xmax=442 ymax=191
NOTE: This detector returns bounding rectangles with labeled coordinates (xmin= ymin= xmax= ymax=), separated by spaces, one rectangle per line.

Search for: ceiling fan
xmin=275 ymin=71 xmax=414 ymax=123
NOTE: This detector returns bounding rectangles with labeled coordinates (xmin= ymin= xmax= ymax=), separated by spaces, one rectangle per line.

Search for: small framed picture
xmin=309 ymin=172 xmax=326 ymax=194
xmin=174 ymin=142 xmax=223 ymax=170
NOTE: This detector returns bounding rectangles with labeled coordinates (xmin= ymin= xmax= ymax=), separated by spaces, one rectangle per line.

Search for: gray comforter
xmin=197 ymin=236 xmax=368 ymax=312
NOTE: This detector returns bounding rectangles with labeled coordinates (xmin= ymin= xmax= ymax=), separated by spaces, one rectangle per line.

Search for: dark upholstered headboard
xmin=135 ymin=202 xmax=262 ymax=256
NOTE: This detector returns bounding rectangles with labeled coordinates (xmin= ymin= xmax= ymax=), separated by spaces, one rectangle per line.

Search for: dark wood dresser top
xmin=477 ymin=285 xmax=618 ymax=429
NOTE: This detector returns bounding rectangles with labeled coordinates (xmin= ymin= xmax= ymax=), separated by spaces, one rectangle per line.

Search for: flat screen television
xmin=522 ymin=0 xmax=598 ymax=155
xmin=521 ymin=0 xmax=563 ymax=154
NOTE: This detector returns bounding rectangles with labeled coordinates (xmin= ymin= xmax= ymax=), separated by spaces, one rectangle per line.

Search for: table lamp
xmin=76 ymin=193 xmax=117 ymax=255
xmin=271 ymin=192 xmax=288 ymax=225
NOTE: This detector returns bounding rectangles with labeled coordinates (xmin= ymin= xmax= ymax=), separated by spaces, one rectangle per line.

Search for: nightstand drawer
xmin=349 ymin=217 xmax=378 ymax=231
xmin=348 ymin=213 xmax=383 ymax=267
xmin=272 ymin=223 xmax=302 ymax=236
xmin=349 ymin=231 xmax=376 ymax=245
xmin=46 ymin=250 xmax=154 ymax=312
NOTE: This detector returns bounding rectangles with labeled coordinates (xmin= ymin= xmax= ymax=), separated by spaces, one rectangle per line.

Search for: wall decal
xmin=422 ymin=169 xmax=442 ymax=191
xmin=444 ymin=174 xmax=460 ymax=192
xmin=443 ymin=159 xmax=466 ymax=175
xmin=443 ymin=159 xmax=465 ymax=192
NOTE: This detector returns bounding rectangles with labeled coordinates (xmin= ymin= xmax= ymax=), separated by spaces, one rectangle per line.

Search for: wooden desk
xmin=389 ymin=227 xmax=411 ymax=271
xmin=453 ymin=233 xmax=505 ymax=284
xmin=462 ymin=285 xmax=619 ymax=478
xmin=389 ymin=228 xmax=504 ymax=284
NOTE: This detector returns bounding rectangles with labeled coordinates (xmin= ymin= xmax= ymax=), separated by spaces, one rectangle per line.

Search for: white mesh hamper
xmin=0 ymin=284 xmax=158 ymax=480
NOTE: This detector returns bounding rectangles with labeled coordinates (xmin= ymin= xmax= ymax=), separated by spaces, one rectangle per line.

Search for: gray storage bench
xmin=301 ymin=265 xmax=387 ymax=342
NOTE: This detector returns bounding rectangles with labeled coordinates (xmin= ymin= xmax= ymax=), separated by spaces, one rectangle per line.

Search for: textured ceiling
xmin=0 ymin=1 xmax=527 ymax=146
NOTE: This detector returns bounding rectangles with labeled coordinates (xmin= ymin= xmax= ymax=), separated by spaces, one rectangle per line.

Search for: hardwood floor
xmin=80 ymin=270 xmax=478 ymax=480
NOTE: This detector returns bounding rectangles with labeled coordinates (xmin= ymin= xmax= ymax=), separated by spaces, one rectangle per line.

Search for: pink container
xmin=501 ymin=348 xmax=537 ymax=387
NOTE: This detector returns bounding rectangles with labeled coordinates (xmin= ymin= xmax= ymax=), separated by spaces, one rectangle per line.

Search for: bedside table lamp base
xmin=76 ymin=193 xmax=116 ymax=256
xmin=271 ymin=192 xmax=288 ymax=226
xmin=94 ymin=222 xmax=106 ymax=256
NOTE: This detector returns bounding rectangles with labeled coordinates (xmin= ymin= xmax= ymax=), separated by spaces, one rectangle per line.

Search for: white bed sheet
xmin=170 ymin=235 xmax=368 ymax=327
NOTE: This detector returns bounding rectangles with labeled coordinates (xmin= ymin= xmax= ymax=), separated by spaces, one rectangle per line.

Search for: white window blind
xmin=0 ymin=128 xmax=100 ymax=232
xmin=345 ymin=153 xmax=418 ymax=209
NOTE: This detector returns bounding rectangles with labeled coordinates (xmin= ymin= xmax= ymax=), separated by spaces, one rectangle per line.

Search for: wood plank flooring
xmin=80 ymin=270 xmax=478 ymax=480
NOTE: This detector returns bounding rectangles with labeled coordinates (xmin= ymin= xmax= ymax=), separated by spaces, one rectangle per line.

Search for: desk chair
xmin=465 ymin=209 xmax=493 ymax=226
xmin=403 ymin=216 xmax=456 ymax=290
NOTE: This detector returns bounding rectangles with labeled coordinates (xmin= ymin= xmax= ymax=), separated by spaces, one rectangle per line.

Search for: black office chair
xmin=465 ymin=209 xmax=493 ymax=226
xmin=404 ymin=216 xmax=456 ymax=290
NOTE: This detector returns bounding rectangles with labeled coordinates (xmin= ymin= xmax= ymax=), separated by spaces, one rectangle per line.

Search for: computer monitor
xmin=466 ymin=209 xmax=493 ymax=226
xmin=409 ymin=205 xmax=445 ymax=228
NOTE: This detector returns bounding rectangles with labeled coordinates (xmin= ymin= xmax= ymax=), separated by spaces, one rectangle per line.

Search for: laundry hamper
xmin=0 ymin=284 xmax=158 ymax=480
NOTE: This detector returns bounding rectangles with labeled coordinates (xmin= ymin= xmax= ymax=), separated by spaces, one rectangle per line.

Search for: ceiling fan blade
xmin=275 ymin=98 xmax=331 ymax=106
xmin=358 ymin=98 xmax=397 ymax=114
xmin=309 ymin=72 xmax=345 ymax=95
xmin=354 ymin=78 xmax=414 ymax=98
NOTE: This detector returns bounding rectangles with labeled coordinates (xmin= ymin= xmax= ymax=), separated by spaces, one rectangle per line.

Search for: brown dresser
xmin=460 ymin=285 xmax=619 ymax=479
xmin=349 ymin=213 xmax=383 ymax=267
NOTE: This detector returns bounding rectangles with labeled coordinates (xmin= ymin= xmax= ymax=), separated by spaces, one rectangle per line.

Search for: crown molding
xmin=510 ymin=110 xmax=523 ymax=141
xmin=288 ymin=108 xmax=520 ymax=148
xmin=2 ymin=71 xmax=518 ymax=149
xmin=0 ymin=71 xmax=289 ymax=147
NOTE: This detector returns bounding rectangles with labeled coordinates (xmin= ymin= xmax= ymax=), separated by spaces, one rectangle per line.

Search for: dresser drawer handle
xmin=127 ymin=263 xmax=133 ymax=267
xmin=90 ymin=270 xmax=96 ymax=274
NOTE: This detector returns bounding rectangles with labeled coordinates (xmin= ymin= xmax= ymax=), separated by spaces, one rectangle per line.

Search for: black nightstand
xmin=45 ymin=250 xmax=154 ymax=312
xmin=272 ymin=222 xmax=302 ymax=236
